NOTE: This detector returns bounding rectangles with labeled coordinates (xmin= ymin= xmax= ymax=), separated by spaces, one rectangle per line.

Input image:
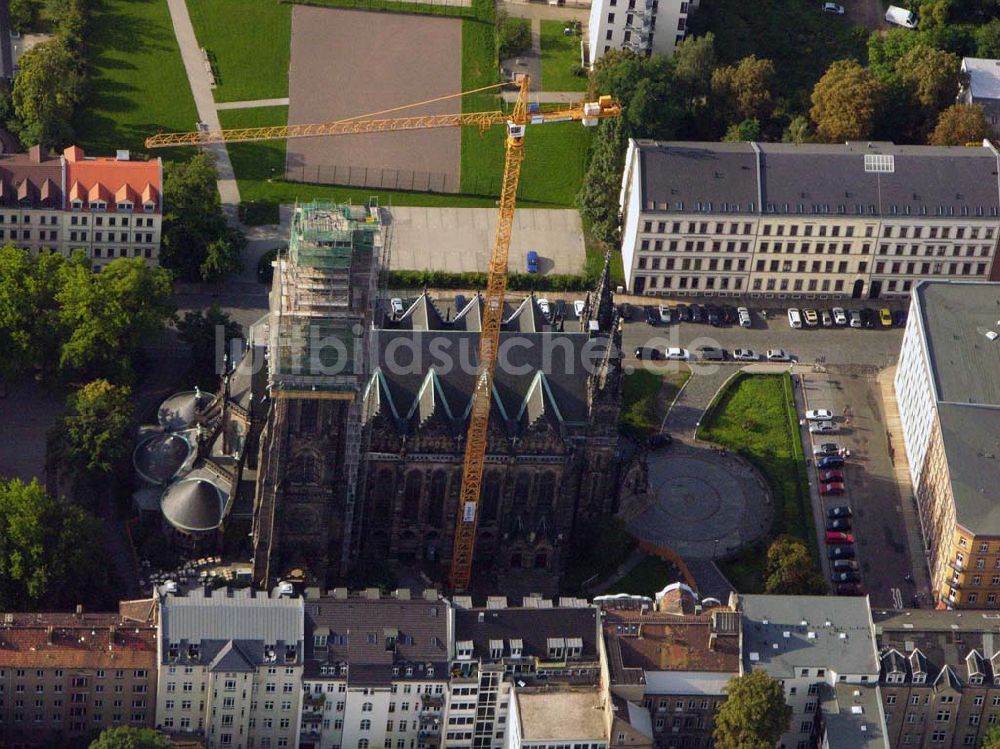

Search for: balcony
xmin=301 ymin=711 xmax=323 ymax=725
xmin=300 ymin=725 xmax=322 ymax=739
xmin=419 ymin=718 xmax=442 ymax=734
xmin=419 ymin=730 xmax=442 ymax=748
xmin=421 ymin=693 xmax=445 ymax=710
xmin=303 ymin=692 xmax=326 ymax=709
xmin=450 ymin=663 xmax=478 ymax=682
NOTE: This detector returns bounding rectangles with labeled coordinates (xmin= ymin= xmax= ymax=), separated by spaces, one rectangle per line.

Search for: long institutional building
xmin=895 ymin=280 xmax=1000 ymax=610
xmin=619 ymin=139 xmax=1000 ymax=300
xmin=0 ymin=144 xmax=162 ymax=269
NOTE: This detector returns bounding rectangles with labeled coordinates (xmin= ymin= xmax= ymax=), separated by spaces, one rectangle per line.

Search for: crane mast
xmin=145 ymin=75 xmax=620 ymax=593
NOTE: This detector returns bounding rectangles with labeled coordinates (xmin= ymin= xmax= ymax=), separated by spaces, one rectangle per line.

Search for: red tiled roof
xmin=88 ymin=182 xmax=110 ymax=203
xmin=604 ymin=609 xmax=740 ymax=674
xmin=0 ymin=613 xmax=157 ymax=669
xmin=63 ymin=145 xmax=161 ymax=213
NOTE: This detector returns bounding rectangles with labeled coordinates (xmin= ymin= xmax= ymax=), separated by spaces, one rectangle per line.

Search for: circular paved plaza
xmin=627 ymin=442 xmax=772 ymax=560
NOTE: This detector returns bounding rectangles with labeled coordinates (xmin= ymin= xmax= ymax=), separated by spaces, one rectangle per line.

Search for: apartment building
xmin=893 ymin=280 xmax=1000 ymax=609
xmin=155 ymin=586 xmax=305 ymax=749
xmin=738 ymin=594 xmax=888 ymax=749
xmin=619 ymin=139 xmax=1000 ymax=300
xmin=598 ymin=584 xmax=740 ymax=749
xmin=299 ymin=587 xmax=451 ymax=749
xmin=0 ymin=603 xmax=158 ymax=746
xmin=875 ymin=608 xmax=1000 ymax=748
xmin=959 ymin=58 xmax=1000 ymax=137
xmin=587 ymin=0 xmax=699 ymax=67
xmin=0 ymin=144 xmax=162 ymax=270
xmin=443 ymin=596 xmax=603 ymax=749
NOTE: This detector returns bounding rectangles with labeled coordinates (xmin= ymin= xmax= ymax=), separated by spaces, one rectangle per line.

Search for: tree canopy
xmin=764 ymin=536 xmax=826 ymax=595
xmin=576 ymin=117 xmax=627 ymax=245
xmin=62 ymin=379 xmax=134 ymax=474
xmin=590 ymin=50 xmax=685 ymax=139
xmin=929 ymin=103 xmax=992 ymax=145
xmin=0 ymin=478 xmax=108 ymax=610
xmin=177 ymin=305 xmax=244 ymax=385
xmin=10 ymin=39 xmax=82 ymax=148
xmin=897 ymin=45 xmax=961 ymax=114
xmin=89 ymin=727 xmax=172 ymax=749
xmin=810 ymin=59 xmax=883 ymax=142
xmin=711 ymin=55 xmax=776 ymax=123
xmin=714 ymin=670 xmax=792 ymax=749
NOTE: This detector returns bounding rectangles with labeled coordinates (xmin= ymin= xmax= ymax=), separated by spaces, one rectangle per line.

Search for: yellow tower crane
xmin=146 ymin=75 xmax=621 ymax=593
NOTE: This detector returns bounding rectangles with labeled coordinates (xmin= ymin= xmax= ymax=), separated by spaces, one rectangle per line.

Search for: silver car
xmin=809 ymin=420 xmax=838 ymax=434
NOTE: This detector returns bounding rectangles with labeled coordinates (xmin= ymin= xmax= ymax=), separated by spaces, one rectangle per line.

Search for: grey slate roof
xmin=819 ymin=684 xmax=889 ymax=749
xmin=740 ymin=595 xmax=878 ymax=678
xmin=160 ymin=588 xmax=304 ymax=666
xmin=936 ymin=404 xmax=1000 ymax=534
xmin=209 ymin=640 xmax=258 ymax=673
xmin=454 ymin=605 xmax=600 ymax=662
xmin=160 ymin=477 xmax=225 ymax=533
xmin=634 ymin=140 xmax=1000 ymax=218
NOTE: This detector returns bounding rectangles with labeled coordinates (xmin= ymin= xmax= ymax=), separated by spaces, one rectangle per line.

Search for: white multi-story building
xmin=618 ymin=139 xmax=1000 ymax=300
xmin=299 ymin=588 xmax=452 ymax=749
xmin=587 ymin=0 xmax=699 ymax=66
xmin=738 ymin=594 xmax=887 ymax=749
xmin=155 ymin=586 xmax=305 ymax=749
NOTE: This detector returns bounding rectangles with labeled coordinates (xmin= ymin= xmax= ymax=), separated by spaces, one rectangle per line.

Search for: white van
xmin=787 ymin=308 xmax=803 ymax=329
xmin=885 ymin=5 xmax=917 ymax=28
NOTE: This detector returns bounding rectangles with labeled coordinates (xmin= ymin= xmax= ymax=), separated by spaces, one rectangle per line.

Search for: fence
xmin=286 ymin=0 xmax=479 ymax=19
xmin=284 ymin=164 xmax=515 ymax=198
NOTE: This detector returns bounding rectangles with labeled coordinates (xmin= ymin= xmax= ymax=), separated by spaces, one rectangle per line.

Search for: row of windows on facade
xmin=643 ymin=200 xmax=1000 ymax=218
xmin=0 ymin=668 xmax=147 ymax=679
xmin=0 ymin=697 xmax=145 ymax=709
xmin=165 ymin=682 xmax=295 ymax=693
xmin=63 ymin=230 xmax=156 ymax=243
xmin=0 ymin=214 xmax=156 ymax=227
xmin=0 ymin=711 xmax=144 ymax=725
xmin=68 ymin=200 xmax=157 ymax=213
xmin=640 ymin=220 xmax=998 ymax=241
xmin=638 ymin=238 xmax=994 ymax=258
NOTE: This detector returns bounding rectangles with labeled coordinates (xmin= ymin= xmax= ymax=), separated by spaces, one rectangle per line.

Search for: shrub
xmin=497 ymin=11 xmax=531 ymax=59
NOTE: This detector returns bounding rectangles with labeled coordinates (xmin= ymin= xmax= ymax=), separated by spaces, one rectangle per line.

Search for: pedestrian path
xmin=164 ymin=0 xmax=241 ymax=219
xmin=501 ymin=90 xmax=589 ymax=103
xmin=216 ymin=98 xmax=291 ymax=110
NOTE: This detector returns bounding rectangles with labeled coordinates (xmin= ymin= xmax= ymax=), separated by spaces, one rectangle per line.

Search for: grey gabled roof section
xmin=209 ymin=640 xmax=258 ymax=673
xmin=633 ymin=140 xmax=1000 ymax=219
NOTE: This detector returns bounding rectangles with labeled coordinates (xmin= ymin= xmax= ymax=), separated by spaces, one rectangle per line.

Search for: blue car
xmin=817 ymin=455 xmax=845 ymax=469
xmin=526 ymin=251 xmax=539 ymax=273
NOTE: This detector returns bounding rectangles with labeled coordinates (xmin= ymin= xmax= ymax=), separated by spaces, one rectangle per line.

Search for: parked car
xmin=733 ymin=348 xmax=757 ymax=361
xmin=826 ymin=518 xmax=851 ymax=532
xmin=822 ymin=2 xmax=845 ymax=12
xmin=722 ymin=305 xmax=738 ymax=325
xmin=454 ymin=293 xmax=467 ymax=312
xmin=828 ymin=545 xmax=856 ymax=560
xmin=537 ymin=298 xmax=552 ymax=319
xmin=573 ymin=300 xmax=586 ymax=317
xmin=619 ymin=303 xmax=632 ymax=321
xmin=892 ymin=309 xmax=907 ymax=327
xmin=706 ymin=305 xmax=722 ymax=326
xmin=835 ymin=582 xmax=865 ymax=596
xmin=390 ymin=297 xmax=405 ymax=317
xmin=803 ymin=308 xmax=819 ymax=327
xmin=676 ymin=304 xmax=692 ymax=322
xmin=849 ymin=309 xmax=863 ymax=329
xmin=809 ymin=421 xmax=838 ymax=434
xmin=634 ymin=346 xmax=661 ymax=360
xmin=690 ymin=305 xmax=704 ymax=323
xmin=788 ymin=308 xmax=803 ymax=328
xmin=665 ymin=347 xmax=690 ymax=361
xmin=885 ymin=4 xmax=917 ymax=28
xmin=820 ymin=482 xmax=846 ymax=496
xmin=526 ymin=250 xmax=539 ymax=273
xmin=648 ymin=433 xmax=673 ymax=449
xmin=738 ymin=307 xmax=752 ymax=328
xmin=817 ymin=455 xmax=845 ymax=469
xmin=826 ymin=530 xmax=855 ymax=544
xmin=658 ymin=305 xmax=673 ymax=324
xmin=832 ymin=558 xmax=860 ymax=571
xmin=813 ymin=442 xmax=842 ymax=455
xmin=879 ymin=308 xmax=893 ymax=328
xmin=645 ymin=306 xmax=658 ymax=325
xmin=827 ymin=505 xmax=853 ymax=519
xmin=832 ymin=307 xmax=848 ymax=326
xmin=766 ymin=349 xmax=792 ymax=362
xmin=806 ymin=409 xmax=834 ymax=421
xmin=820 ymin=469 xmax=845 ymax=483
xmin=821 ymin=309 xmax=833 ymax=327
xmin=831 ymin=571 xmax=862 ymax=583
xmin=861 ymin=308 xmax=876 ymax=328
xmin=698 ymin=346 xmax=727 ymax=361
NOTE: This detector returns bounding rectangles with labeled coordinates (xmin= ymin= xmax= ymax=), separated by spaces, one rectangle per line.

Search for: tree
xmin=929 ymin=103 xmax=991 ymax=145
xmin=576 ymin=116 xmax=627 ymax=244
xmin=57 ymin=256 xmax=174 ymax=382
xmin=976 ymin=19 xmax=1000 ymax=58
xmin=177 ymin=305 xmax=243 ymax=383
xmin=711 ymin=55 xmax=776 ymax=122
xmin=62 ymin=379 xmax=134 ymax=474
xmin=896 ymin=45 xmax=961 ymax=113
xmin=8 ymin=0 xmax=35 ymax=33
xmin=982 ymin=724 xmax=1000 ymax=749
xmin=496 ymin=10 xmax=531 ymax=59
xmin=722 ymin=118 xmax=761 ymax=142
xmin=0 ymin=245 xmax=68 ymax=380
xmin=810 ymin=59 xmax=883 ymax=143
xmin=714 ymin=670 xmax=792 ymax=749
xmin=89 ymin=727 xmax=172 ymax=749
xmin=673 ymin=33 xmax=717 ymax=99
xmin=867 ymin=28 xmax=923 ymax=83
xmin=10 ymin=39 xmax=82 ymax=148
xmin=781 ymin=115 xmax=813 ymax=143
xmin=763 ymin=536 xmax=826 ymax=595
xmin=161 ymin=154 xmax=242 ymax=282
xmin=0 ymin=478 xmax=108 ymax=610
xmin=590 ymin=50 xmax=684 ymax=139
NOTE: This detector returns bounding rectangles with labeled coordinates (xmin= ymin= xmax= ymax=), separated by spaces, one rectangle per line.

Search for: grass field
xmin=620 ymin=368 xmax=689 ymax=439
xmin=607 ymin=555 xmax=680 ymax=596
xmin=187 ymin=0 xmax=291 ymax=102
xmin=697 ymin=373 xmax=816 ymax=592
xmin=74 ymin=0 xmax=198 ymax=159
xmin=539 ymin=21 xmax=587 ymax=92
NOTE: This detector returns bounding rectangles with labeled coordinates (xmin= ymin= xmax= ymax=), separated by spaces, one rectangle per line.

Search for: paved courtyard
xmin=627 ymin=442 xmax=772 ymax=560
xmin=386 ymin=207 xmax=585 ymax=274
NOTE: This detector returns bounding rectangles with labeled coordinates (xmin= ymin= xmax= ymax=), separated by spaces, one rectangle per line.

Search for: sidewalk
xmin=164 ymin=0 xmax=241 ymax=220
xmin=217 ymin=98 xmax=290 ymax=111
xmin=794 ymin=369 xmax=833 ymax=589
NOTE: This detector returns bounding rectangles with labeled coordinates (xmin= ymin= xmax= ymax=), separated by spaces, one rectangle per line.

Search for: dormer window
xmin=92 ymin=200 xmax=106 ymax=212
xmin=457 ymin=640 xmax=473 ymax=660
xmin=71 ymin=200 xmax=83 ymax=211
xmin=427 ymin=666 xmax=434 ymax=677
xmin=913 ymin=673 xmax=926 ymax=685
xmin=117 ymin=201 xmax=133 ymax=212
xmin=547 ymin=637 xmax=566 ymax=660
xmin=489 ymin=639 xmax=503 ymax=660
xmin=887 ymin=672 xmax=905 ymax=684
xmin=405 ymin=666 xmax=413 ymax=677
xmin=285 ymin=645 xmax=296 ymax=662
xmin=143 ymin=201 xmax=155 ymax=213
xmin=188 ymin=644 xmax=200 ymax=661
xmin=510 ymin=639 xmax=523 ymax=658
xmin=566 ymin=637 xmax=583 ymax=659
xmin=314 ymin=634 xmax=328 ymax=648
xmin=971 ymin=674 xmax=984 ymax=685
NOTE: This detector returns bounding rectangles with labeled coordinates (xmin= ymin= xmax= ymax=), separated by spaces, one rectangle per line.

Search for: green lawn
xmin=539 ymin=21 xmax=587 ymax=92
xmin=620 ymin=368 xmax=689 ymax=439
xmin=187 ymin=0 xmax=292 ymax=102
xmin=73 ymin=0 xmax=199 ymax=159
xmin=606 ymin=555 xmax=681 ymax=596
xmin=697 ymin=373 xmax=816 ymax=592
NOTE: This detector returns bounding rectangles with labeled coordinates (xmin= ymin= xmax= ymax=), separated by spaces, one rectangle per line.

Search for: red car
xmin=820 ymin=482 xmax=845 ymax=496
xmin=819 ymin=469 xmax=844 ymax=483
xmin=826 ymin=531 xmax=855 ymax=544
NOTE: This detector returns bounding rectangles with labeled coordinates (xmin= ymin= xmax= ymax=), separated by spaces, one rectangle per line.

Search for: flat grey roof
xmin=740 ymin=595 xmax=878 ymax=678
xmin=634 ymin=140 xmax=1000 ymax=218
xmin=515 ymin=689 xmax=606 ymax=741
xmin=964 ymin=58 xmax=1000 ymax=101
xmin=915 ymin=281 xmax=1000 ymax=406
xmin=937 ymin=404 xmax=1000 ymax=534
xmin=819 ymin=684 xmax=889 ymax=749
